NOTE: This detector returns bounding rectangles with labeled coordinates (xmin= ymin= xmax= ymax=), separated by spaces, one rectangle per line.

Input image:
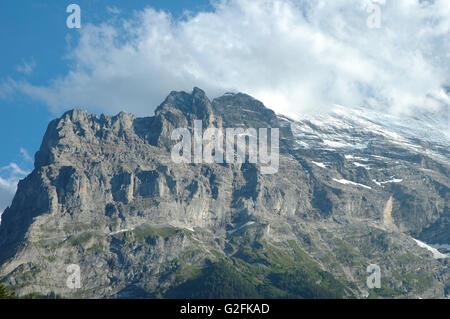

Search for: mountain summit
xmin=0 ymin=88 xmax=448 ymax=298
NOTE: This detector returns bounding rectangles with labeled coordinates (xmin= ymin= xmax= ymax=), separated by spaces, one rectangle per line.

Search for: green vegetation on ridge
xmin=162 ymin=239 xmax=352 ymax=299
xmin=0 ymin=280 xmax=15 ymax=299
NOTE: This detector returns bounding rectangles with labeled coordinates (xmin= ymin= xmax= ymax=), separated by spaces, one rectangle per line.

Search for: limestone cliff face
xmin=0 ymin=88 xmax=448 ymax=298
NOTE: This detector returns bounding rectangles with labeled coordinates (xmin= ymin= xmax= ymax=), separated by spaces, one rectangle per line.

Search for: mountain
xmin=0 ymin=88 xmax=448 ymax=298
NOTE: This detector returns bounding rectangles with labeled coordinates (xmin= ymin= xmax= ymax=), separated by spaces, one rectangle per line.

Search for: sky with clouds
xmin=0 ymin=0 xmax=213 ymax=214
xmin=0 ymin=0 xmax=449 ymax=214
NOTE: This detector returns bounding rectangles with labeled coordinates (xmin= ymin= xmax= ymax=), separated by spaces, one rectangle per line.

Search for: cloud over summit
xmin=14 ymin=0 xmax=450 ymax=117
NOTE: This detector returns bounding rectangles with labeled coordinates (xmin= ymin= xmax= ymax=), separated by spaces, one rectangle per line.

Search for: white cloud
xmin=0 ymin=78 xmax=18 ymax=99
xmin=9 ymin=0 xmax=450 ymax=117
xmin=0 ymin=169 xmax=20 ymax=216
xmin=0 ymin=157 xmax=31 ymax=216
xmin=20 ymin=147 xmax=33 ymax=163
xmin=106 ymin=6 xmax=121 ymax=15
xmin=16 ymin=58 xmax=36 ymax=75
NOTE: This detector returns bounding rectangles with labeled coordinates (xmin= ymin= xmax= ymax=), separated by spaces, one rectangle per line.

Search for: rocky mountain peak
xmin=156 ymin=87 xmax=215 ymax=123
xmin=0 ymin=88 xmax=448 ymax=299
xmin=212 ymin=92 xmax=279 ymax=129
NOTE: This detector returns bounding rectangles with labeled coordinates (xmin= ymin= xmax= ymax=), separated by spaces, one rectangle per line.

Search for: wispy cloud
xmin=0 ymin=163 xmax=29 ymax=193
xmin=106 ymin=6 xmax=121 ymax=15
xmin=16 ymin=58 xmax=36 ymax=75
xmin=0 ymin=165 xmax=24 ymax=214
xmin=0 ymin=151 xmax=32 ymax=215
xmin=0 ymin=78 xmax=18 ymax=99
xmin=4 ymin=0 xmax=450 ymax=117
xmin=20 ymin=147 xmax=33 ymax=163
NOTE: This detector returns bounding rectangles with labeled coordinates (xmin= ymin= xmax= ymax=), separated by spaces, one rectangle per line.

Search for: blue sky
xmin=0 ymin=0 xmax=448 ymax=213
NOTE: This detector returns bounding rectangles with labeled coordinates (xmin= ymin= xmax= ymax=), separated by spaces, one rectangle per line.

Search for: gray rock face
xmin=0 ymin=88 xmax=448 ymax=298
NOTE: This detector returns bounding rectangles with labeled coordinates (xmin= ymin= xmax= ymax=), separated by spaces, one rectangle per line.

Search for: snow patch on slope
xmin=227 ymin=221 xmax=256 ymax=235
xmin=332 ymin=178 xmax=372 ymax=190
xmin=413 ymin=239 xmax=449 ymax=259
xmin=312 ymin=161 xmax=327 ymax=168
xmin=109 ymin=228 xmax=135 ymax=236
